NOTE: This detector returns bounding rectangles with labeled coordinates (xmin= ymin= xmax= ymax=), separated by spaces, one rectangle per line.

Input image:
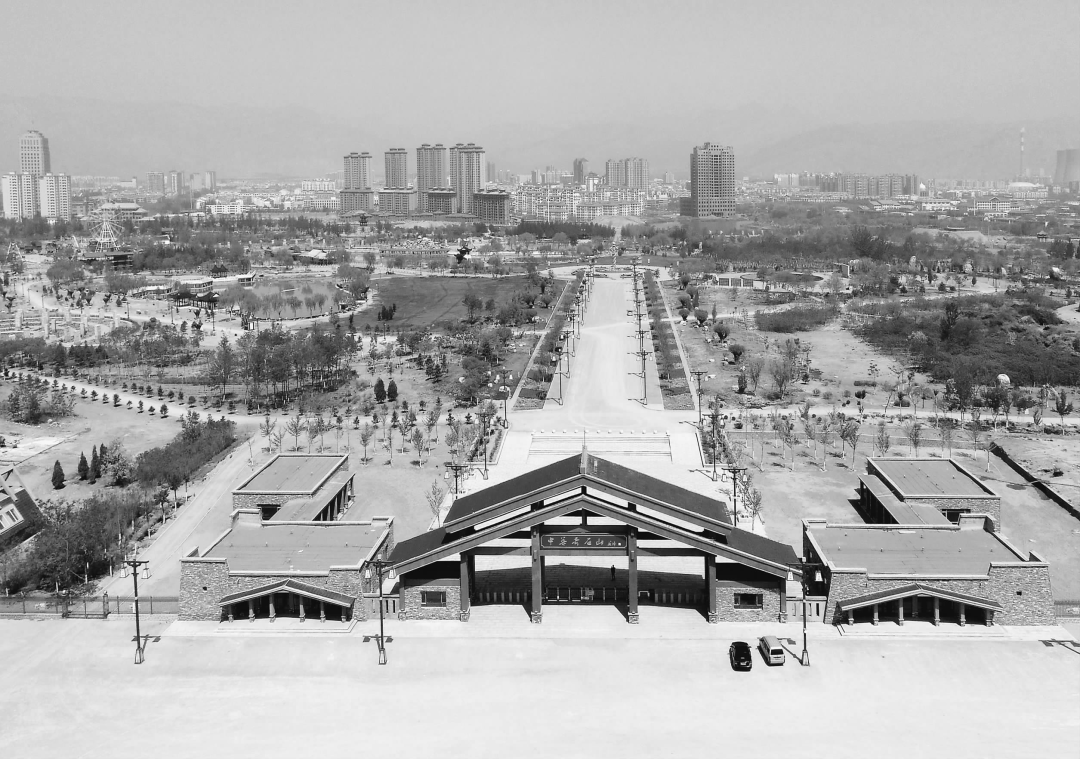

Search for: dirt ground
xmin=0 ymin=385 xmax=181 ymax=502
xmin=999 ymin=436 xmax=1080 ymax=509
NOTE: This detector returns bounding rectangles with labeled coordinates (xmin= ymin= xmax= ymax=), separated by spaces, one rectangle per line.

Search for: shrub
xmin=754 ymin=305 xmax=838 ymax=333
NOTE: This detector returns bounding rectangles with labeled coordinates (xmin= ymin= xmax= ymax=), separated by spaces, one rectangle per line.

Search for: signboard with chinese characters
xmin=542 ymin=533 xmax=627 ymax=549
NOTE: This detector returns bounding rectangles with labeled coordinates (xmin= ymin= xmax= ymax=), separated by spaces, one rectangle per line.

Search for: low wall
xmin=991 ymin=443 xmax=1080 ymax=520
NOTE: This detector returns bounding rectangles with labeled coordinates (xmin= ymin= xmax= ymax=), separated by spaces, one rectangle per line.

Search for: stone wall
xmin=713 ymin=581 xmax=782 ymax=623
xmin=823 ymin=565 xmax=1054 ymax=626
xmin=178 ymin=559 xmax=367 ymax=622
xmin=399 ymin=582 xmax=461 ymax=621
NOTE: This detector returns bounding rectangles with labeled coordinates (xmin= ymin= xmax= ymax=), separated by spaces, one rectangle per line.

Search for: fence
xmin=0 ymin=595 xmax=178 ymax=618
xmin=1054 ymin=600 xmax=1080 ymax=620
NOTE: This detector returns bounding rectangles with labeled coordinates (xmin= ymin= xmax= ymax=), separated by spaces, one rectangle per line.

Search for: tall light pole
xmin=476 ymin=408 xmax=494 ymax=477
xmin=691 ymin=370 xmax=708 ymax=429
xmin=788 ymin=560 xmax=817 ymax=666
xmin=122 ymin=552 xmax=150 ymax=664
xmin=364 ymin=559 xmax=395 ymax=665
xmin=444 ymin=462 xmax=468 ymax=495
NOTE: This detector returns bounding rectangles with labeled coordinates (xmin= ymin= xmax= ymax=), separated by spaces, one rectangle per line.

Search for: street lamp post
xmin=121 ymin=552 xmax=150 ymax=664
xmin=364 ymin=559 xmax=395 ymax=665
xmin=476 ymin=409 xmax=494 ymax=477
xmin=444 ymin=462 xmax=468 ymax=495
xmin=691 ymin=370 xmax=708 ymax=430
xmin=721 ymin=465 xmax=747 ymax=528
xmin=712 ymin=412 xmax=724 ymax=481
xmin=788 ymin=560 xmax=817 ymax=666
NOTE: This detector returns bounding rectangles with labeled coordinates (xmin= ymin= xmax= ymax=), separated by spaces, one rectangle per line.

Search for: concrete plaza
xmin=1 ymin=616 xmax=1077 ymax=759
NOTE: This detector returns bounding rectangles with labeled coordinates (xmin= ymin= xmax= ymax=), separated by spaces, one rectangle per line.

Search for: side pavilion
xmin=389 ymin=451 xmax=800 ymax=624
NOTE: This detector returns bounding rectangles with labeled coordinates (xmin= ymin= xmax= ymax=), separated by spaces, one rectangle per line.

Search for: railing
xmin=0 ymin=595 xmax=178 ymax=618
xmin=1054 ymin=600 xmax=1080 ymax=619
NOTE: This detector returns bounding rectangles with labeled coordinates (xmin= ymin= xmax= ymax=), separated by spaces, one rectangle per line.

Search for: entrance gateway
xmin=389 ymin=450 xmax=800 ymax=624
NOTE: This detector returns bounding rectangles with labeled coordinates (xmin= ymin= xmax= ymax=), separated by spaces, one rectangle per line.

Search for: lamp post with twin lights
xmin=364 ymin=559 xmax=396 ymax=665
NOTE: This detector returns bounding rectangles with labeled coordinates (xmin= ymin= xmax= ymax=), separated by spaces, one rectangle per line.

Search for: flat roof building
xmin=859 ymin=457 xmax=1001 ymax=529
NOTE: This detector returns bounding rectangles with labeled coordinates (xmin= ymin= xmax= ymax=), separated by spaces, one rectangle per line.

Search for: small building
xmin=803 ymin=518 xmax=1055 ymax=627
xmin=172 ymin=275 xmax=214 ymax=295
xmin=178 ymin=453 xmax=393 ymax=623
xmin=231 ymin=454 xmax=354 ymax=522
xmin=0 ymin=466 xmax=42 ymax=552
xmin=858 ymin=457 xmax=1001 ymax=530
xmin=210 ymin=263 xmax=229 ymax=278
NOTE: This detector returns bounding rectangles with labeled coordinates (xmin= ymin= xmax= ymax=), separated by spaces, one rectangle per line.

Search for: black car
xmin=729 ymin=641 xmax=753 ymax=671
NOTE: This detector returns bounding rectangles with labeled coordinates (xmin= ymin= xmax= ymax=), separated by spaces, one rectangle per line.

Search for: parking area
xmin=1 ymin=618 xmax=1076 ymax=759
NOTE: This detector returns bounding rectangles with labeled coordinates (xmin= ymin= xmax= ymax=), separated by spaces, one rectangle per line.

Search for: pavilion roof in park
xmin=391 ymin=451 xmax=799 ymax=579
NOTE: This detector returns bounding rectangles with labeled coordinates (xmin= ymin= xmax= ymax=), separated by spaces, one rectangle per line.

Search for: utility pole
xmin=690 ymin=370 xmax=708 ymax=429
xmin=476 ymin=408 xmax=494 ymax=477
xmin=444 ymin=462 xmax=468 ymax=496
xmin=122 ymin=553 xmax=150 ymax=664
xmin=721 ymin=465 xmax=747 ymax=528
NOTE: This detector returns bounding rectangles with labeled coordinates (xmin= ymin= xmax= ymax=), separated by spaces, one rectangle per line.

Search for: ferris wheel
xmin=88 ymin=208 xmax=123 ymax=252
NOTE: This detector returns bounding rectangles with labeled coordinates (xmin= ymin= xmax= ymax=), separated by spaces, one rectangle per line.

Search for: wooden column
xmin=959 ymin=604 xmax=966 ymax=626
xmin=897 ymin=598 xmax=904 ymax=626
xmin=227 ymin=605 xmax=234 ymax=622
xmin=248 ymin=599 xmax=255 ymax=622
xmin=847 ymin=609 xmax=854 ymax=626
xmin=985 ymin=609 xmax=994 ymax=627
xmin=872 ymin=603 xmax=878 ymax=625
xmin=320 ymin=600 xmax=326 ymax=622
xmin=627 ymin=529 xmax=639 ymax=624
xmin=933 ymin=597 xmax=940 ymax=626
xmin=911 ymin=596 xmax=919 ymax=619
xmin=298 ymin=595 xmax=305 ymax=622
xmin=531 ymin=527 xmax=542 ymax=623
xmin=460 ymin=552 xmax=471 ymax=622
xmin=705 ymin=554 xmax=718 ymax=623
xmin=269 ymin=594 xmax=276 ymax=622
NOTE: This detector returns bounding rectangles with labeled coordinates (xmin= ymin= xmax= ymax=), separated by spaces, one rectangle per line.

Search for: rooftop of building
xmin=868 ymin=458 xmax=995 ymax=499
xmin=806 ymin=520 xmax=1028 ymax=577
xmin=204 ymin=520 xmax=383 ymax=572
xmin=235 ymin=454 xmax=347 ymax=495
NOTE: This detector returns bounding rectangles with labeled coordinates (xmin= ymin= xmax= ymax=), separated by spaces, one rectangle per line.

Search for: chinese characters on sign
xmin=542 ymin=533 xmax=627 ymax=549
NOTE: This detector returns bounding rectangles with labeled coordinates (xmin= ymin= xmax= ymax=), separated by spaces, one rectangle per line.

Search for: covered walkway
xmin=219 ymin=578 xmax=356 ymax=623
xmin=837 ymin=583 xmax=1003 ymax=627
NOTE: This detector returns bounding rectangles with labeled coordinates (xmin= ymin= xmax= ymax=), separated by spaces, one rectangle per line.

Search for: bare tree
xmin=874 ymin=421 xmax=891 ymax=456
xmin=904 ymin=420 xmax=923 ymax=456
xmin=1054 ymin=389 xmax=1074 ymax=435
xmin=745 ymin=356 xmax=764 ymax=393
xmin=426 ymin=481 xmax=446 ymax=526
xmin=818 ymin=420 xmax=833 ymax=470
xmin=284 ymin=413 xmax=305 ymax=451
xmin=839 ymin=420 xmax=861 ymax=467
xmin=769 ymin=359 xmax=794 ymax=399
xmin=410 ymin=427 xmax=427 ymax=466
xmin=745 ymin=488 xmax=764 ymax=529
xmin=359 ymin=423 xmax=374 ymax=464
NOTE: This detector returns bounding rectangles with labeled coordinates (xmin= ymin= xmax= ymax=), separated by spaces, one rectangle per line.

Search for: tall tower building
xmin=2 ymin=172 xmax=37 ymax=220
xmin=486 ymin=160 xmax=496 ymax=183
xmin=416 ymin=143 xmax=449 ymax=213
xmin=384 ymin=149 xmax=408 ymax=189
xmin=689 ymin=143 xmax=735 ymax=218
xmin=450 ymin=143 xmax=485 ymax=215
xmin=20 ymin=130 xmax=51 ymax=177
xmin=343 ymin=152 xmax=372 ymax=189
xmin=604 ymin=159 xmax=626 ymax=188
xmin=573 ymin=158 xmax=589 ymax=185
xmin=167 ymin=170 xmax=185 ymax=196
xmin=147 ymin=171 xmax=165 ymax=194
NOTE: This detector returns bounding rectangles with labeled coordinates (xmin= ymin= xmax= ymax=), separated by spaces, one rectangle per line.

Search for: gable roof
xmin=835 ymin=582 xmax=1003 ymax=613
xmin=443 ymin=452 xmax=730 ymax=532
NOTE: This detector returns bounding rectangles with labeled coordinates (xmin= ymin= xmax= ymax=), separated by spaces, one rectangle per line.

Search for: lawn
xmin=355 ymin=275 xmax=532 ymax=330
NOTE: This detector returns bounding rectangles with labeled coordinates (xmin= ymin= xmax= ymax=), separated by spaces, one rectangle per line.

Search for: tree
xmin=52 ymin=460 xmax=65 ymax=489
xmin=410 ymin=427 xmax=427 ymax=467
xmin=839 ymin=420 xmax=861 ymax=466
xmin=374 ymin=378 xmax=387 ymax=403
xmin=386 ymin=379 xmax=398 ymax=402
xmin=307 ymin=417 xmax=323 ymax=452
xmin=769 ymin=359 xmax=794 ymax=398
xmin=209 ymin=334 xmax=235 ymax=401
xmin=90 ymin=445 xmax=101 ymax=481
xmin=284 ymin=413 xmax=306 ymax=451
xmin=77 ymin=452 xmax=89 ymax=481
xmin=746 ymin=356 xmax=764 ymax=393
xmin=729 ymin=343 xmax=745 ymax=362
xmin=904 ymin=421 xmax=923 ymax=456
xmin=874 ymin=421 xmax=891 ymax=456
xmin=1053 ymin=389 xmax=1073 ymax=435
xmin=359 ymin=423 xmax=374 ymax=464
xmin=462 ymin=291 xmax=483 ymax=321
xmin=745 ymin=488 xmax=764 ymax=528
xmin=426 ymin=481 xmax=445 ymax=527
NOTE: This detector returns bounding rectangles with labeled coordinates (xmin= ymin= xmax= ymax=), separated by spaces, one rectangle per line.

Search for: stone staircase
xmin=528 ymin=432 xmax=671 ymax=458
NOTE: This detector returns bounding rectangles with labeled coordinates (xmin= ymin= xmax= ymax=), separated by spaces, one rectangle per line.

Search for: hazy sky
xmin=4 ymin=0 xmax=1078 ymax=128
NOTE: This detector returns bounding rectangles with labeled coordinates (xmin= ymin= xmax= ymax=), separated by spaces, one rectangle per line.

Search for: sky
xmin=1 ymin=0 xmax=1077 ymax=177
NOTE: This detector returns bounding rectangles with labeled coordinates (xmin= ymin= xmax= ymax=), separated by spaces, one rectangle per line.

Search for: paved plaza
xmin=1 ymin=616 xmax=1077 ymax=759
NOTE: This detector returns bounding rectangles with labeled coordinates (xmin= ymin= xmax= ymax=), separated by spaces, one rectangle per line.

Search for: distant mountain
xmin=737 ymin=117 xmax=1080 ymax=179
xmin=0 ymin=94 xmax=1075 ymax=181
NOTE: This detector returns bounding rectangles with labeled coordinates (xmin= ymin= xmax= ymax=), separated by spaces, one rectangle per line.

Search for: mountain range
xmin=0 ymin=94 xmax=1075 ymax=182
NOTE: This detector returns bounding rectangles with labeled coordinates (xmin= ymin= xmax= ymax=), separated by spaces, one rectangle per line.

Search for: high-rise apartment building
xmin=147 ymin=171 xmax=165 ymax=194
xmin=188 ymin=171 xmax=218 ymax=192
xmin=20 ymin=130 xmax=51 ymax=177
xmin=604 ymin=159 xmax=625 ymax=188
xmin=624 ymin=158 xmax=649 ymax=189
xmin=689 ymin=143 xmax=735 ymax=217
xmin=450 ymin=143 xmax=485 ymax=216
xmin=416 ymin=143 xmax=449 ymax=213
xmin=167 ymin=170 xmax=185 ymax=196
xmin=573 ymin=158 xmax=589 ymax=185
xmin=340 ymin=152 xmax=375 ymax=213
xmin=486 ymin=161 xmax=496 ymax=183
xmin=384 ymin=149 xmax=408 ymax=189
xmin=38 ymin=173 xmax=71 ymax=221
xmin=2 ymin=172 xmax=37 ymax=220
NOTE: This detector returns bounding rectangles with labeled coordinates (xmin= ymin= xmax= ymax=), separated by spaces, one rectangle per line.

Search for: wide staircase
xmin=528 ymin=431 xmax=672 ymax=459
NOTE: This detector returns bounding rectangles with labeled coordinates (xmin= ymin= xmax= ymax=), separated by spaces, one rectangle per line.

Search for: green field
xmin=356 ymin=275 xmax=531 ymax=329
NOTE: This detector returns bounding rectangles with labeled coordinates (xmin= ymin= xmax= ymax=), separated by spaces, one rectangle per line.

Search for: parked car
xmin=729 ymin=641 xmax=753 ymax=671
xmin=758 ymin=635 xmax=786 ymax=665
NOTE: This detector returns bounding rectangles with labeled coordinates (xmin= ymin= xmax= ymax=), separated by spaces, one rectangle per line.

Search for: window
xmin=734 ymin=593 xmax=763 ymax=610
xmin=420 ymin=591 xmax=446 ymax=608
